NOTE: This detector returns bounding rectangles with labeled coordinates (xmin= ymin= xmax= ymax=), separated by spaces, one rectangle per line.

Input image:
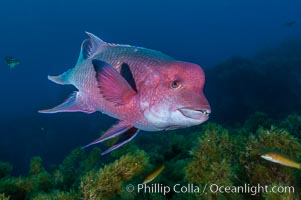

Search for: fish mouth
xmin=178 ymin=107 xmax=211 ymax=120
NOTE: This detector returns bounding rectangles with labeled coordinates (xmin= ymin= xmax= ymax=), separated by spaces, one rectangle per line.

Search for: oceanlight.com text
xmin=125 ymin=183 xmax=295 ymax=196
xmin=209 ymin=183 xmax=294 ymax=196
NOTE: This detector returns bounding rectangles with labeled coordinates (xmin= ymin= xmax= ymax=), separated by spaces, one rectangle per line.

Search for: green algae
xmin=0 ymin=114 xmax=301 ymax=200
xmin=185 ymin=123 xmax=239 ymax=200
xmin=31 ymin=190 xmax=80 ymax=200
xmin=0 ymin=193 xmax=10 ymax=200
xmin=0 ymin=162 xmax=12 ymax=179
xmin=80 ymin=150 xmax=149 ymax=200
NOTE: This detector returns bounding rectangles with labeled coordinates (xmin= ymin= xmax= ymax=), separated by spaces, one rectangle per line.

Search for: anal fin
xmin=39 ymin=91 xmax=94 ymax=114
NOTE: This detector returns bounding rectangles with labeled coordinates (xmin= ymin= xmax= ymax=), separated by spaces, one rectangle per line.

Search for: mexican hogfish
xmin=40 ymin=32 xmax=211 ymax=155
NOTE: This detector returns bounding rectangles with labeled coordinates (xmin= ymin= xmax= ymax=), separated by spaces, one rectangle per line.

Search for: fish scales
xmin=40 ymin=32 xmax=210 ymax=154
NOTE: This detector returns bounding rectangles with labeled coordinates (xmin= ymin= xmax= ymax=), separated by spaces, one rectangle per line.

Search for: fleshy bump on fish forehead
xmin=156 ymin=61 xmax=208 ymax=107
xmin=140 ymin=61 xmax=210 ymax=130
xmin=164 ymin=62 xmax=205 ymax=88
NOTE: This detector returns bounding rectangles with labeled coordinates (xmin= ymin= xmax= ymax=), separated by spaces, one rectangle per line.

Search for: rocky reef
xmin=205 ymin=38 xmax=301 ymax=124
xmin=0 ymin=113 xmax=301 ymax=200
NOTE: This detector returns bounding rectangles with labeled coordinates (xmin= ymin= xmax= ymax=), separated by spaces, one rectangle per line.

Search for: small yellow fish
xmin=142 ymin=165 xmax=165 ymax=184
xmin=261 ymin=152 xmax=301 ymax=169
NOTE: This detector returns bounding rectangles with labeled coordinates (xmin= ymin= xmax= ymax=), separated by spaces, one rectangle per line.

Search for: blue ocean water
xmin=0 ymin=0 xmax=301 ymax=174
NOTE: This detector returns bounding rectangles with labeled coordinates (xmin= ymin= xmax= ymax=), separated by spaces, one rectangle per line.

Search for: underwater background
xmin=1 ymin=0 xmax=301 ymax=199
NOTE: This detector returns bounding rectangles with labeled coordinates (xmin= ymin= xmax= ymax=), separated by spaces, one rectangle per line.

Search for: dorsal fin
xmin=82 ymin=32 xmax=106 ymax=59
xmin=76 ymin=32 xmax=106 ymax=64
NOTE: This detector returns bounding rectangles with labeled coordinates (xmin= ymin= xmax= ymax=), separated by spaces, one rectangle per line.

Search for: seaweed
xmin=0 ymin=162 xmax=12 ymax=179
xmin=1 ymin=113 xmax=301 ymax=199
xmin=279 ymin=114 xmax=301 ymax=138
xmin=0 ymin=177 xmax=27 ymax=200
xmin=53 ymin=148 xmax=85 ymax=190
xmin=185 ymin=123 xmax=240 ymax=199
xmin=0 ymin=193 xmax=10 ymax=200
xmin=80 ymin=150 xmax=149 ymax=200
xmin=31 ymin=190 xmax=80 ymax=200
xmin=238 ymin=127 xmax=301 ymax=200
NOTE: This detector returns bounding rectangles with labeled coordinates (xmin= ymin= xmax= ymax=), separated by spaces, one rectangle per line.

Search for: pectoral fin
xmin=92 ymin=59 xmax=137 ymax=106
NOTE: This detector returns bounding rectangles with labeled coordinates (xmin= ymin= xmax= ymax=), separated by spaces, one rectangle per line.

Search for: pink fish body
xmin=40 ymin=32 xmax=210 ymax=155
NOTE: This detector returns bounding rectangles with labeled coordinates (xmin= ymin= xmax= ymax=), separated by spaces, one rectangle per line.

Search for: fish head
xmin=261 ymin=152 xmax=281 ymax=164
xmin=140 ymin=61 xmax=210 ymax=130
xmin=261 ymin=154 xmax=274 ymax=162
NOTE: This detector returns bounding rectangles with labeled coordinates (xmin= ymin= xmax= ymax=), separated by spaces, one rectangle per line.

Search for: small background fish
xmin=283 ymin=20 xmax=297 ymax=27
xmin=143 ymin=165 xmax=165 ymax=184
xmin=261 ymin=152 xmax=301 ymax=169
xmin=4 ymin=56 xmax=20 ymax=69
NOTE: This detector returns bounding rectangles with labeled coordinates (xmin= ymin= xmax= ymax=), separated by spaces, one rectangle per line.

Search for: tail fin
xmin=48 ymin=69 xmax=72 ymax=85
xmin=39 ymin=91 xmax=95 ymax=114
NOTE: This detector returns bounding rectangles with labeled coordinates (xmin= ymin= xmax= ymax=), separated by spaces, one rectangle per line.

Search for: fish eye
xmin=170 ymin=80 xmax=182 ymax=89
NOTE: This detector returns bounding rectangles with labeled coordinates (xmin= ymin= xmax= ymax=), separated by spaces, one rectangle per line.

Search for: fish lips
xmin=178 ymin=107 xmax=211 ymax=121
